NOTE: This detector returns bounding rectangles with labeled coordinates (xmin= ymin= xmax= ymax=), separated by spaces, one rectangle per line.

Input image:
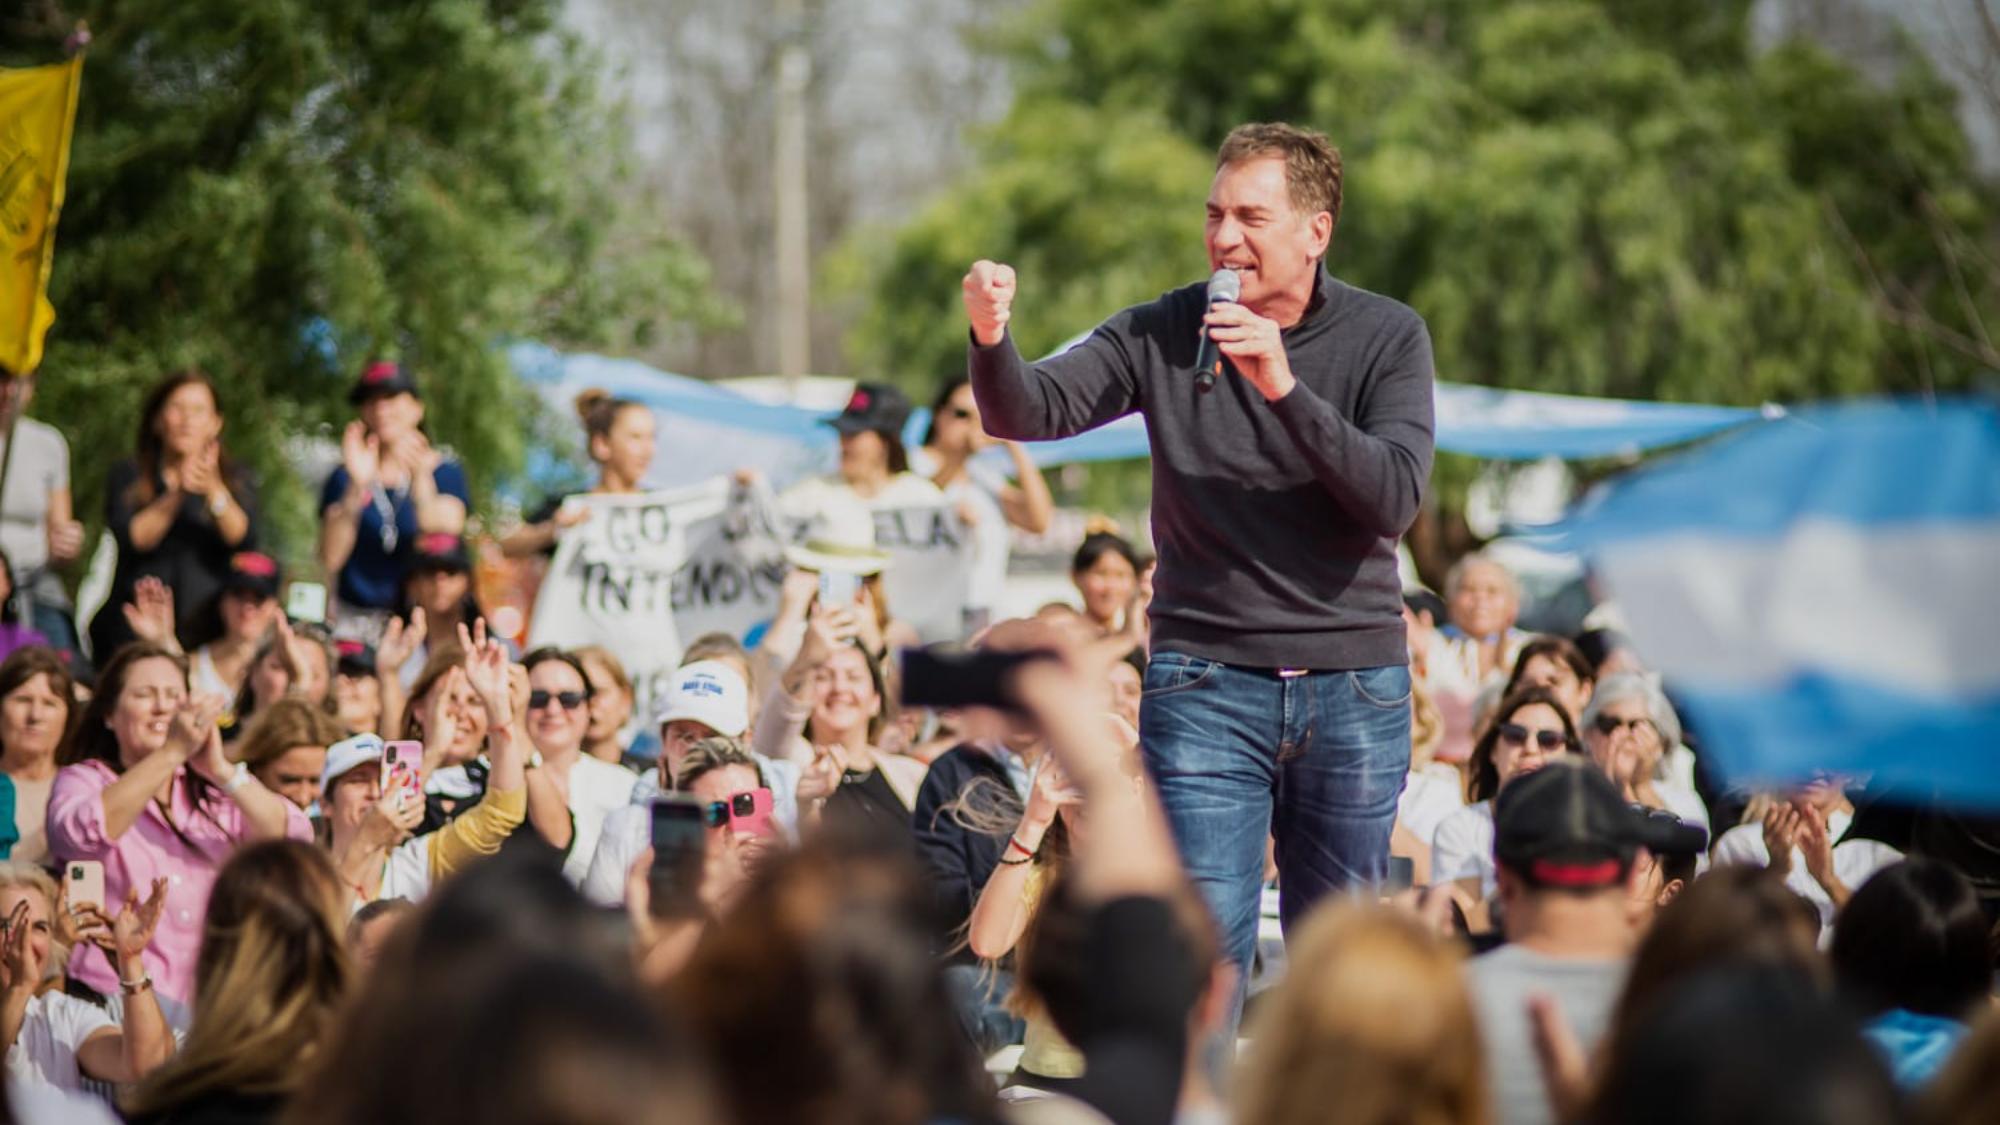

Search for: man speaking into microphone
xmin=963 ymin=123 xmax=1436 ymax=994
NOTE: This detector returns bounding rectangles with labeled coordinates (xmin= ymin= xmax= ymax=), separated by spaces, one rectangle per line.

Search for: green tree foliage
xmin=850 ymin=0 xmax=1999 ymax=575
xmin=854 ymin=0 xmax=1997 ymax=407
xmin=3 ymin=1 xmax=724 ymax=566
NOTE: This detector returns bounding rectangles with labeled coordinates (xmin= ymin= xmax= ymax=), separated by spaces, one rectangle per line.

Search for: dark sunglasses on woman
xmin=527 ymin=690 xmax=589 ymax=711
xmin=1498 ymin=723 xmax=1568 ymax=751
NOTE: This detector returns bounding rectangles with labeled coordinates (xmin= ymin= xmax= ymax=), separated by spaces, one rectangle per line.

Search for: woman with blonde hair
xmin=1239 ymin=902 xmax=1489 ymax=1125
xmin=122 ymin=839 xmax=349 ymax=1124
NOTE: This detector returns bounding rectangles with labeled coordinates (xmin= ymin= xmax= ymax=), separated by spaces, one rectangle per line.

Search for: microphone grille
xmin=1207 ymin=268 xmax=1241 ymax=303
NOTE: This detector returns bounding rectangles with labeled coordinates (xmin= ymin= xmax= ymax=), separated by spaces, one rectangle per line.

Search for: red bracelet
xmin=1006 ymin=835 xmax=1035 ymax=859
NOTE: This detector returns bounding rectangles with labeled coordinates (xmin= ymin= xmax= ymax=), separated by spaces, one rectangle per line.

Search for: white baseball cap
xmin=320 ymin=732 xmax=384 ymax=794
xmin=653 ymin=660 xmax=750 ymax=738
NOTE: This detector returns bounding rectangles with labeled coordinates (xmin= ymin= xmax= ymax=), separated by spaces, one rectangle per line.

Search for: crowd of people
xmin=0 ymin=118 xmax=1993 ymax=1125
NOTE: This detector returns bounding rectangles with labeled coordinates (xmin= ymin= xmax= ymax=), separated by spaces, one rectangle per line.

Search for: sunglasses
xmin=527 ymin=690 xmax=589 ymax=712
xmin=1498 ymin=723 xmax=1569 ymax=751
xmin=700 ymin=792 xmax=762 ymax=825
xmin=1592 ymin=715 xmax=1654 ymax=738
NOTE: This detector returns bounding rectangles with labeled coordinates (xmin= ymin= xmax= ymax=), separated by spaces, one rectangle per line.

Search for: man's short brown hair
xmin=1215 ymin=123 xmax=1343 ymax=235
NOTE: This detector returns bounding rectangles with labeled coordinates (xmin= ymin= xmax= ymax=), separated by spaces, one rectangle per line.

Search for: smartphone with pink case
xmin=382 ymin=740 xmax=425 ymax=802
xmin=726 ymin=788 xmax=777 ymax=839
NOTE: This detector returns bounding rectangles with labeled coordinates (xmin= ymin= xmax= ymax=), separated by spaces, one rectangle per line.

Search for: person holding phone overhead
xmin=89 ymin=371 xmax=260 ymax=661
xmin=46 ymin=643 xmax=311 ymax=1015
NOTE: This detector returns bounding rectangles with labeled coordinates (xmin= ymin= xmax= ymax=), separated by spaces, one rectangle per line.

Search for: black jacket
xmin=910 ymin=743 xmax=1020 ymax=962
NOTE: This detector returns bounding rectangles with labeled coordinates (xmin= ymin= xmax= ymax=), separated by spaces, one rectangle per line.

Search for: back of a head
xmin=128 ymin=841 xmax=348 ymax=1116
xmin=1586 ymin=964 xmax=1898 ymax=1125
xmin=675 ymin=837 xmax=995 ymax=1125
xmin=1019 ymin=868 xmax=1216 ymax=1051
xmin=1238 ymin=902 xmax=1487 ymax=1125
xmin=1831 ymin=857 xmax=1991 ymax=1021
xmin=1605 ymin=866 xmax=1824 ymax=1077
xmin=292 ymin=850 xmax=680 ymax=1125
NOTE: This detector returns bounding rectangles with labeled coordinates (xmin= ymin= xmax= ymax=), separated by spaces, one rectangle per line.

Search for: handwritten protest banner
xmin=529 ymin=478 xmax=789 ymax=731
xmin=867 ymin=502 xmax=978 ymax=644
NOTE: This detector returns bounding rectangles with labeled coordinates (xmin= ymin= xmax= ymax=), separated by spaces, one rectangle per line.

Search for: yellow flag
xmin=0 ymin=56 xmax=82 ymax=377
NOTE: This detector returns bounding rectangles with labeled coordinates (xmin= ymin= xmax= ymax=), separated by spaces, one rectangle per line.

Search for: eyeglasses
xmin=1592 ymin=715 xmax=1655 ymax=738
xmin=527 ymin=690 xmax=589 ymax=711
xmin=1498 ymin=723 xmax=1569 ymax=751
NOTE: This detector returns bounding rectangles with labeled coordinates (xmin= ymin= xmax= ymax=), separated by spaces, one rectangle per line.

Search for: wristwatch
xmin=224 ymin=761 xmax=252 ymax=793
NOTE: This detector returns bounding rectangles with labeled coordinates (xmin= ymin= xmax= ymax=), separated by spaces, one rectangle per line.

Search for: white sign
xmin=528 ymin=479 xmax=790 ymax=728
xmin=867 ymin=502 xmax=978 ymax=643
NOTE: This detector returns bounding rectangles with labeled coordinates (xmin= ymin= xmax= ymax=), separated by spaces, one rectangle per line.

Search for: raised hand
xmin=0 ymin=900 xmax=39 ymax=991
xmin=1796 ymin=801 xmax=1839 ymax=894
xmin=166 ymin=694 xmax=227 ymax=765
xmin=796 ymin=598 xmax=860 ymax=672
xmin=341 ymin=420 xmax=381 ymax=492
xmin=962 ymin=260 xmax=1017 ymax=346
xmin=376 ymin=608 xmax=426 ymax=678
xmin=1761 ymin=803 xmax=1801 ymax=877
xmin=122 ymin=577 xmax=180 ymax=651
xmin=99 ymin=879 xmax=169 ymax=963
xmin=457 ymin=620 xmax=511 ymax=724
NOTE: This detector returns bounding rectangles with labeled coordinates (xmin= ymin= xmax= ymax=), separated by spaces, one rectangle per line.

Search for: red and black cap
xmin=823 ymin=382 xmax=912 ymax=440
xmin=1494 ymin=758 xmax=1707 ymax=888
xmin=410 ymin=532 xmax=471 ymax=574
xmin=221 ymin=551 xmax=282 ymax=600
xmin=349 ymin=359 xmax=419 ymax=405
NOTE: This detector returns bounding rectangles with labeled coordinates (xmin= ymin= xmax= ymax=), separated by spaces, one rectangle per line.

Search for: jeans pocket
xmin=1347 ymin=664 xmax=1413 ymax=710
xmin=1143 ymin=652 xmax=1220 ymax=699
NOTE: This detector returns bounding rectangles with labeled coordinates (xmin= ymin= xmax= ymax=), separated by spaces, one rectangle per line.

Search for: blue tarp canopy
xmin=509 ymin=341 xmax=1765 ymax=491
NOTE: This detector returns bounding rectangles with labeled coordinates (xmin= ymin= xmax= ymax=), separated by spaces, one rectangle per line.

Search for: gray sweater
xmin=969 ymin=266 xmax=1434 ymax=669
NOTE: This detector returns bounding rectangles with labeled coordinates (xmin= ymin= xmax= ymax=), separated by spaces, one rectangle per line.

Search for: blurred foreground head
xmin=290 ymin=849 xmax=714 ymax=1125
xmin=674 ymin=831 xmax=999 ymax=1125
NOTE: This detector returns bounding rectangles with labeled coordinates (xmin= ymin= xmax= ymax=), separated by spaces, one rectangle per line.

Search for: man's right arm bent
xmin=963 ymin=259 xmax=1142 ymax=441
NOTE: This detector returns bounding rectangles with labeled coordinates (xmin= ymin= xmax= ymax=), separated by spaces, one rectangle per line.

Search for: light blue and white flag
xmin=1541 ymin=399 xmax=2000 ymax=806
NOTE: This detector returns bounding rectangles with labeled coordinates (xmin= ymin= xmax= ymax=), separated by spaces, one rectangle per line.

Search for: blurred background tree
xmin=0 ymin=0 xmax=727 ymax=569
xmin=847 ymin=0 xmax=2000 ymax=581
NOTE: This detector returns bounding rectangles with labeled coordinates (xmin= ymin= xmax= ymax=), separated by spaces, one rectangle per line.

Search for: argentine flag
xmin=1544 ymin=399 xmax=2000 ymax=806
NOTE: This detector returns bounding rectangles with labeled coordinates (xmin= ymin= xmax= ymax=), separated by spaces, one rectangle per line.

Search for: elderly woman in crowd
xmin=0 ymin=861 xmax=174 ymax=1094
xmin=0 ymin=646 xmax=76 ymax=864
xmin=47 ymin=643 xmax=311 ymax=1012
xmin=318 ymin=360 xmax=469 ymax=642
xmin=1579 ymin=673 xmax=1706 ymax=828
xmin=1413 ymin=552 xmax=1533 ymax=763
xmin=91 ymin=371 xmax=260 ymax=659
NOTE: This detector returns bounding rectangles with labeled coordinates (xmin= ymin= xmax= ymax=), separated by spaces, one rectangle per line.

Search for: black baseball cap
xmin=824 ymin=382 xmax=912 ymax=440
xmin=410 ymin=532 xmax=471 ymax=574
xmin=349 ymin=359 xmax=420 ymax=405
xmin=221 ymin=551 xmax=282 ymax=600
xmin=1494 ymin=759 xmax=1708 ymax=888
xmin=334 ymin=638 xmax=376 ymax=678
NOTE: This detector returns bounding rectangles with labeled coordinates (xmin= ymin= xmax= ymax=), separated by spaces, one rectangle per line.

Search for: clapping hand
xmin=341 ymin=421 xmax=381 ymax=492
xmin=376 ymin=608 xmax=426 ymax=679
xmin=0 ymin=900 xmax=41 ymax=992
xmin=122 ymin=577 xmax=180 ymax=652
xmin=1761 ymin=803 xmax=1802 ymax=876
xmin=99 ymin=880 xmax=169 ymax=964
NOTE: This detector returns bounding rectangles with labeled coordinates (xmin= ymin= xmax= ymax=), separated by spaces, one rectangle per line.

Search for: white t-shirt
xmin=377 ymin=833 xmax=433 ymax=905
xmin=561 ymin=754 xmax=641 ymax=885
xmin=0 ymin=417 xmax=68 ymax=580
xmin=1711 ymin=811 xmax=1903 ymax=936
xmin=906 ymin=448 xmax=1011 ymax=612
xmin=5 ymin=991 xmax=113 ymax=1091
xmin=1399 ymin=761 xmax=1468 ymax=845
xmin=1433 ymin=800 xmax=1498 ymax=898
xmin=779 ymin=473 xmax=948 ymax=531
xmin=190 ymin=647 xmax=232 ymax=701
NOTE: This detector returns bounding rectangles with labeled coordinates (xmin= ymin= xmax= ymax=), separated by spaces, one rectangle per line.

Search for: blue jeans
xmin=1140 ymin=653 xmax=1411 ymax=1019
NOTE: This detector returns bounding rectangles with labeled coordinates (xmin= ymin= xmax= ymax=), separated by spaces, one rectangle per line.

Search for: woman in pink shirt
xmin=48 ymin=642 xmax=311 ymax=1011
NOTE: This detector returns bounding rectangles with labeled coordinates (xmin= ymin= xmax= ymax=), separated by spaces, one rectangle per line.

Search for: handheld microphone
xmin=1193 ymin=268 xmax=1240 ymax=394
